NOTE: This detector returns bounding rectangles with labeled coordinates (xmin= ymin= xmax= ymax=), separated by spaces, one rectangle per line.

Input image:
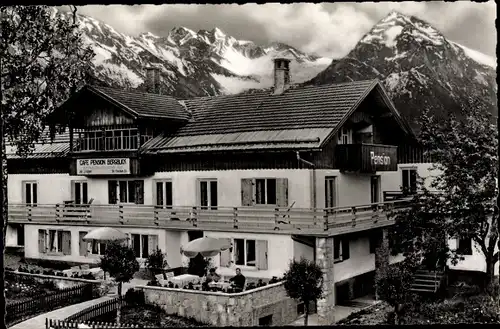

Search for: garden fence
xmin=6 ymin=283 xmax=95 ymax=326
xmin=66 ymin=297 xmax=120 ymax=322
xmin=46 ymin=318 xmax=150 ymax=329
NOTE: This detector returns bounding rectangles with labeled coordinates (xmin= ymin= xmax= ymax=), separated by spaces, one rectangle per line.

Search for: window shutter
xmin=342 ymin=238 xmax=350 ymax=260
xmin=220 ymin=238 xmax=232 ymax=267
xmin=79 ymin=232 xmax=88 ymax=256
xmin=135 ymin=180 xmax=144 ymax=204
xmin=62 ymin=231 xmax=72 ymax=255
xmin=241 ymin=179 xmax=254 ymax=206
xmin=38 ymin=229 xmax=46 ymax=253
xmin=149 ymin=235 xmax=159 ymax=253
xmin=108 ymin=180 xmax=117 ymax=204
xmin=276 ymin=178 xmax=289 ymax=207
xmin=71 ymin=181 xmax=76 ymax=202
xmin=152 ymin=180 xmax=158 ymax=206
xmin=256 ymin=240 xmax=268 ymax=270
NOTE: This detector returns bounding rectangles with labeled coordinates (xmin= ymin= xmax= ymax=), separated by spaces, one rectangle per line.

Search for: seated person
xmin=229 ymin=268 xmax=246 ymax=292
xmin=206 ymin=268 xmax=221 ymax=283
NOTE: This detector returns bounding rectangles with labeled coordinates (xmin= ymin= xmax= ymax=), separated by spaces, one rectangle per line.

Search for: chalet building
xmin=6 ymin=58 xmax=450 ymax=324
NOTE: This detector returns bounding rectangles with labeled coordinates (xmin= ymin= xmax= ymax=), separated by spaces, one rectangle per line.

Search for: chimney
xmin=145 ymin=64 xmax=161 ymax=94
xmin=273 ymin=58 xmax=291 ymax=95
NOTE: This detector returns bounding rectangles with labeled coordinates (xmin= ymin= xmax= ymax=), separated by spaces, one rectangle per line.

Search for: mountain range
xmin=62 ymin=9 xmax=497 ymax=130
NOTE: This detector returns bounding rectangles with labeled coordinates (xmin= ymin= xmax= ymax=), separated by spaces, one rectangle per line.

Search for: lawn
xmin=93 ymin=304 xmax=207 ymax=327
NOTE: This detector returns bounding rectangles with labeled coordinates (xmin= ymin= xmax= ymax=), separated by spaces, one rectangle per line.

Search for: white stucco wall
xmin=23 ymin=224 xmax=183 ymax=268
xmin=293 ymin=240 xmax=314 ymax=262
xmin=203 ymin=231 xmax=294 ymax=279
xmin=379 ymin=163 xmax=441 ymax=194
xmin=5 ymin=225 xmax=20 ymax=247
xmin=448 ymin=239 xmax=499 ymax=276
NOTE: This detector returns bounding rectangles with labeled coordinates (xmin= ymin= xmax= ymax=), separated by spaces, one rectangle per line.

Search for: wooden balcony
xmin=8 ymin=200 xmax=411 ymax=236
xmin=335 ymin=143 xmax=398 ymax=173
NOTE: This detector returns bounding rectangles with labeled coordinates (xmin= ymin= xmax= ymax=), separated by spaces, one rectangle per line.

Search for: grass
xmin=93 ymin=304 xmax=208 ymax=327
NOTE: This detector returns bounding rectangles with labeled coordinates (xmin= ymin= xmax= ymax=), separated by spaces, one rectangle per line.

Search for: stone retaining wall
xmin=138 ymin=282 xmax=298 ymax=326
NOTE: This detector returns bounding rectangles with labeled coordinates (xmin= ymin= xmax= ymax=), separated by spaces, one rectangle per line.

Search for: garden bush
xmin=125 ymin=288 xmax=145 ymax=306
xmin=146 ymin=277 xmax=161 ymax=287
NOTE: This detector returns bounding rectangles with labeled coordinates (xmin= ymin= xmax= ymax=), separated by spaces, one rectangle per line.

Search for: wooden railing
xmin=8 ymin=200 xmax=411 ymax=234
xmin=66 ymin=297 xmax=119 ymax=323
xmin=46 ymin=318 xmax=146 ymax=329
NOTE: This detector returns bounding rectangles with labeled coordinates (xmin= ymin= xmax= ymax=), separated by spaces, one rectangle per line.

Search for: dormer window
xmin=337 ymin=127 xmax=352 ymax=145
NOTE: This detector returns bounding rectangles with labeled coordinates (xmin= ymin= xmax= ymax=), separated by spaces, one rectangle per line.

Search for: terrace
xmin=8 ymin=198 xmax=411 ymax=236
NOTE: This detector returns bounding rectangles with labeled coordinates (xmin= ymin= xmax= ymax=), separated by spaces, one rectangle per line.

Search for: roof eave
xmin=87 ymin=85 xmax=139 ymax=120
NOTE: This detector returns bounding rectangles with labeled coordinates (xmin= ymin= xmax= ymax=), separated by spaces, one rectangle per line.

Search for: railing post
xmin=191 ymin=207 xmax=197 ymax=227
xmin=372 ymin=204 xmax=379 ymax=223
xmin=27 ymin=205 xmax=32 ymax=221
xmin=351 ymin=206 xmax=357 ymax=227
xmin=154 ymin=207 xmax=159 ymax=226
xmin=55 ymin=204 xmax=61 ymax=222
xmin=323 ymin=209 xmax=329 ymax=231
xmin=233 ymin=207 xmax=238 ymax=229
xmin=274 ymin=207 xmax=280 ymax=230
xmin=119 ymin=205 xmax=124 ymax=224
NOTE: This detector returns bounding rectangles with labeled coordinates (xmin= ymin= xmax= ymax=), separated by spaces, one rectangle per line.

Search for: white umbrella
xmin=83 ymin=227 xmax=128 ymax=243
xmin=181 ymin=237 xmax=231 ymax=258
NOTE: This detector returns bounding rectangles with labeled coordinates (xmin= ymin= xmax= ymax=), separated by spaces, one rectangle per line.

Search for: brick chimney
xmin=273 ymin=58 xmax=291 ymax=95
xmin=145 ymin=64 xmax=161 ymax=94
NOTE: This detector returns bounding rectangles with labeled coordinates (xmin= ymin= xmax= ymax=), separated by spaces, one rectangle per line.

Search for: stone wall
xmin=138 ymin=282 xmax=299 ymax=326
xmin=315 ymin=236 xmax=335 ymax=325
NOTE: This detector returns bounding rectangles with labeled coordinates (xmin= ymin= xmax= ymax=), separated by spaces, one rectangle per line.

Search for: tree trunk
xmin=1 ymin=110 xmax=8 ymax=246
xmin=304 ymin=301 xmax=309 ymax=326
xmin=116 ymin=282 xmax=122 ymax=325
xmin=484 ymin=256 xmax=494 ymax=290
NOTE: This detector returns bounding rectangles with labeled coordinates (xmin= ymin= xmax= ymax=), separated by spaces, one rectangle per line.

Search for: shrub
xmin=188 ymin=254 xmax=211 ymax=277
xmin=146 ymin=277 xmax=161 ymax=287
xmin=145 ymin=248 xmax=169 ymax=277
xmin=246 ymin=282 xmax=256 ymax=290
xmin=125 ymin=288 xmax=145 ymax=305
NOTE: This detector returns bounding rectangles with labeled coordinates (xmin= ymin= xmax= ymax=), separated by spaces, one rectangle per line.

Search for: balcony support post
xmin=323 ymin=209 xmax=329 ymax=231
xmin=315 ymin=236 xmax=336 ymax=324
xmin=154 ymin=207 xmax=159 ymax=226
xmin=375 ymin=228 xmax=390 ymax=300
xmin=27 ymin=206 xmax=32 ymax=222
xmin=191 ymin=207 xmax=197 ymax=227
xmin=119 ymin=205 xmax=124 ymax=224
xmin=274 ymin=207 xmax=280 ymax=230
xmin=233 ymin=207 xmax=238 ymax=229
xmin=351 ymin=206 xmax=357 ymax=227
xmin=55 ymin=204 xmax=61 ymax=222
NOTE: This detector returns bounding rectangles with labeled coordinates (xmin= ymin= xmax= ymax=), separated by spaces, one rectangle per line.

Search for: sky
xmin=74 ymin=2 xmax=496 ymax=59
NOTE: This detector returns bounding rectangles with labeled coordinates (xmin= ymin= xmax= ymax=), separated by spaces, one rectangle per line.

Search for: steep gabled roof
xmin=89 ymin=86 xmax=190 ymax=121
xmin=178 ymin=79 xmax=379 ymax=136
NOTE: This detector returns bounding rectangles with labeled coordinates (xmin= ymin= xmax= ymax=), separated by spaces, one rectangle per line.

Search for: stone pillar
xmin=315 ymin=236 xmax=335 ymax=325
xmin=374 ymin=228 xmax=389 ymax=300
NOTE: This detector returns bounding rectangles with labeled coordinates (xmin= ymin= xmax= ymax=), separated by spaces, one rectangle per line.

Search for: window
xmin=234 ymin=238 xmax=256 ymax=266
xmin=256 ymin=178 xmax=277 ymax=205
xmin=241 ymin=178 xmax=288 ymax=207
xmin=155 ymin=181 xmax=173 ymax=208
xmin=130 ymin=234 xmax=158 ymax=258
xmin=325 ymin=177 xmax=336 ymax=210
xmin=371 ymin=176 xmax=380 ymax=203
xmin=23 ymin=181 xmax=38 ymax=206
xmin=457 ymin=238 xmax=473 ymax=255
xmin=199 ymin=179 xmax=218 ymax=210
xmin=369 ymin=231 xmax=382 ymax=254
xmin=334 ymin=237 xmax=350 ymax=263
xmin=402 ymin=168 xmax=417 ymax=194
xmin=77 ymin=128 xmax=139 ymax=152
xmin=38 ymin=229 xmax=71 ymax=255
xmin=337 ymin=127 xmax=352 ymax=145
xmin=72 ymin=181 xmax=88 ymax=204
xmin=17 ymin=225 xmax=24 ymax=246
xmin=108 ymin=180 xmax=144 ymax=204
xmin=90 ymin=241 xmax=107 ymax=255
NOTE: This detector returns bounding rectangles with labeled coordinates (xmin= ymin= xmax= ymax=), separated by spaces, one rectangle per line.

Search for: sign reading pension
xmin=77 ymin=158 xmax=130 ymax=175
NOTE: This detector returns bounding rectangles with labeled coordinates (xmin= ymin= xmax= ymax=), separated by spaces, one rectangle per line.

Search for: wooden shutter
xmin=276 ymin=178 xmax=289 ymax=207
xmin=220 ymin=238 xmax=231 ymax=267
xmin=256 ymin=240 xmax=268 ymax=270
xmin=241 ymin=179 xmax=254 ymax=206
xmin=38 ymin=229 xmax=46 ymax=253
xmin=148 ymin=235 xmax=159 ymax=253
xmin=135 ymin=180 xmax=144 ymax=204
xmin=22 ymin=182 xmax=27 ymax=204
xmin=62 ymin=231 xmax=72 ymax=255
xmin=152 ymin=180 xmax=159 ymax=206
xmin=71 ymin=181 xmax=76 ymax=202
xmin=342 ymin=238 xmax=350 ymax=260
xmin=79 ymin=232 xmax=88 ymax=256
xmin=108 ymin=180 xmax=117 ymax=204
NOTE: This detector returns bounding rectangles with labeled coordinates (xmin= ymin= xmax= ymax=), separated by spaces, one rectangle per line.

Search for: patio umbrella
xmin=181 ymin=237 xmax=231 ymax=258
xmin=82 ymin=227 xmax=128 ymax=243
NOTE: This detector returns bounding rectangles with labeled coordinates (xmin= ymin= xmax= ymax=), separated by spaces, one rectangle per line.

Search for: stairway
xmin=411 ymin=268 xmax=445 ymax=294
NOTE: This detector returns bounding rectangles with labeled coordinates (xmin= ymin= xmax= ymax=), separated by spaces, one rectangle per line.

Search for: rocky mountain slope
xmin=67 ymin=11 xmax=331 ymax=98
xmin=306 ymin=11 xmax=497 ymax=130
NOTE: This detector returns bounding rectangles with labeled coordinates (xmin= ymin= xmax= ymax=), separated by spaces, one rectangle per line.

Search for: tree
xmin=375 ymin=244 xmax=419 ymax=324
xmin=283 ymin=257 xmax=324 ymax=326
xmin=392 ymin=99 xmax=498 ymax=290
xmin=145 ymin=248 xmax=169 ymax=277
xmin=1 ymin=5 xmax=94 ymax=240
xmin=99 ymin=241 xmax=140 ymax=324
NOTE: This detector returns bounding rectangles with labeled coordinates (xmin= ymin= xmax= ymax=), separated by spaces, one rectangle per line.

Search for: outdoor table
xmin=170 ymin=274 xmax=200 ymax=287
xmin=208 ymin=281 xmax=232 ymax=290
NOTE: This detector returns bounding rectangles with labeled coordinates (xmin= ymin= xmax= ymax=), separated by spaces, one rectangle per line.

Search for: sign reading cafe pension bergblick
xmin=76 ymin=158 xmax=131 ymax=175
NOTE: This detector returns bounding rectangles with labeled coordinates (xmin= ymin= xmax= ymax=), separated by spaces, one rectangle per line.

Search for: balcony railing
xmin=8 ymin=200 xmax=411 ymax=235
xmin=335 ymin=143 xmax=398 ymax=173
